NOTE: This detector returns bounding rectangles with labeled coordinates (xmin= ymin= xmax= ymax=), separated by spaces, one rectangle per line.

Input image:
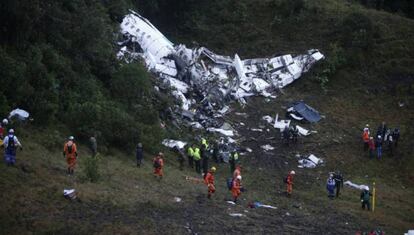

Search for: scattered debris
xmin=262 ymin=116 xmax=274 ymax=124
xmin=273 ymin=113 xmax=291 ymax=130
xmin=229 ymin=213 xmax=246 ymax=217
xmin=296 ymin=125 xmax=315 ymax=136
xmin=287 ymin=101 xmax=322 ymax=123
xmin=248 ymin=201 xmax=277 ymax=209
xmin=250 ymin=128 xmax=263 ymax=132
xmin=174 ymin=197 xmax=182 ymax=202
xmin=118 ymin=11 xmax=324 ymax=138
xmin=298 ymin=154 xmax=323 ymax=168
xmin=344 ymin=180 xmax=370 ymax=191
xmin=162 ymin=139 xmax=187 ymax=149
xmin=226 ymin=201 xmax=236 ymax=205
xmin=261 ymin=145 xmax=275 ymax=151
xmin=63 ymin=189 xmax=77 ymax=200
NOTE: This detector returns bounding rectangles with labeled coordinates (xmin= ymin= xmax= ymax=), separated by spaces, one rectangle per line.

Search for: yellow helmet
xmin=211 ymin=167 xmax=216 ymax=172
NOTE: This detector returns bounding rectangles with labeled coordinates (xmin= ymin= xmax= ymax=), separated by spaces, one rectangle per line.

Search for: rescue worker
xmin=89 ymin=136 xmax=97 ymax=157
xmin=362 ymin=125 xmax=370 ymax=151
xmin=153 ymin=152 xmax=164 ymax=179
xmin=333 ymin=171 xmax=344 ymax=198
xmin=286 ymin=170 xmax=295 ymax=197
xmin=282 ymin=126 xmax=290 ymax=146
xmin=387 ymin=132 xmax=394 ymax=157
xmin=229 ymin=151 xmax=239 ymax=174
xmin=392 ymin=128 xmax=400 ymax=147
xmin=201 ymin=138 xmax=209 ymax=149
xmin=193 ymin=146 xmax=201 ymax=174
xmin=201 ymin=144 xmax=209 ymax=176
xmin=377 ymin=122 xmax=387 ymax=140
xmin=3 ymin=129 xmax=22 ymax=166
xmin=63 ymin=136 xmax=78 ymax=175
xmin=204 ymin=166 xmax=216 ymax=199
xmin=291 ymin=126 xmax=299 ymax=144
xmin=0 ymin=123 xmax=4 ymax=140
xmin=212 ymin=141 xmax=219 ymax=163
xmin=327 ymin=174 xmax=336 ymax=199
xmin=232 ymin=175 xmax=242 ymax=203
xmin=233 ymin=165 xmax=241 ymax=179
xmin=176 ymin=147 xmax=185 ymax=171
xmin=187 ymin=144 xmax=194 ymax=168
xmin=375 ymin=135 xmax=382 ymax=159
xmin=368 ymin=137 xmax=375 ymax=159
xmin=136 ymin=143 xmax=143 ymax=167
xmin=360 ymin=186 xmax=372 ymax=211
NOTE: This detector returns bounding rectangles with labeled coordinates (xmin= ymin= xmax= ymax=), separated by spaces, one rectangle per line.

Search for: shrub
xmin=84 ymin=156 xmax=100 ymax=182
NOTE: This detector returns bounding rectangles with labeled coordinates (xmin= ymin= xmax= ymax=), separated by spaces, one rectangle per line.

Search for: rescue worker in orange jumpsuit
xmin=233 ymin=165 xmax=241 ymax=179
xmin=63 ymin=136 xmax=78 ymax=175
xmin=362 ymin=124 xmax=370 ymax=151
xmin=153 ymin=152 xmax=164 ymax=179
xmin=232 ymin=175 xmax=242 ymax=203
xmin=286 ymin=170 xmax=295 ymax=197
xmin=204 ymin=167 xmax=216 ymax=199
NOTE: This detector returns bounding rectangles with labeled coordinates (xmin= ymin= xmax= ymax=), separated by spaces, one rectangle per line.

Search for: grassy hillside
xmin=1 ymin=0 xmax=413 ymax=234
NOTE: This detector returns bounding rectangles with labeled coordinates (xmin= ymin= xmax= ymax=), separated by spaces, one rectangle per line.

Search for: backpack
xmin=227 ymin=178 xmax=234 ymax=190
xmin=153 ymin=158 xmax=161 ymax=168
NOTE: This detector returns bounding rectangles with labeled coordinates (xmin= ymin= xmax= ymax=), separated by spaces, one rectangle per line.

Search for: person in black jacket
xmin=201 ymin=144 xmax=209 ymax=176
xmin=136 ymin=143 xmax=143 ymax=167
xmin=333 ymin=171 xmax=344 ymax=198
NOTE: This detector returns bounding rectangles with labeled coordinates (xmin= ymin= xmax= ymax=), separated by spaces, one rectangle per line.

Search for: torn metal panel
xmin=289 ymin=101 xmax=322 ymax=123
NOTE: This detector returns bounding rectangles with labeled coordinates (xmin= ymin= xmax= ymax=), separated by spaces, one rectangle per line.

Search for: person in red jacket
xmin=204 ymin=167 xmax=216 ymax=199
xmin=286 ymin=170 xmax=295 ymax=197
xmin=362 ymin=125 xmax=370 ymax=151
xmin=153 ymin=152 xmax=164 ymax=179
xmin=232 ymin=175 xmax=242 ymax=203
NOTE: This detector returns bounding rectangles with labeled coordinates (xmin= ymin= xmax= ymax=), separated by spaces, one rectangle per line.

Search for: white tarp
xmin=9 ymin=108 xmax=29 ymax=120
xmin=162 ymin=139 xmax=187 ymax=149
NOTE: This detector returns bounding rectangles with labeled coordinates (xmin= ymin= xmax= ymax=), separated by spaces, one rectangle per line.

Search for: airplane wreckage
xmin=117 ymin=11 xmax=324 ymax=152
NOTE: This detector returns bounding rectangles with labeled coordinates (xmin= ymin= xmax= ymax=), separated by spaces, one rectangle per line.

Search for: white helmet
xmin=2 ymin=119 xmax=8 ymax=125
xmin=8 ymin=129 xmax=14 ymax=134
xmin=290 ymin=170 xmax=296 ymax=175
xmin=364 ymin=186 xmax=369 ymax=191
xmin=236 ymin=175 xmax=242 ymax=180
xmin=68 ymin=136 xmax=74 ymax=140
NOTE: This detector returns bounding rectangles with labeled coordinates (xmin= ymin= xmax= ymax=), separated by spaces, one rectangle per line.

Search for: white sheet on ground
xmin=344 ymin=180 xmax=369 ymax=191
xmin=162 ymin=139 xmax=187 ymax=149
xmin=298 ymin=154 xmax=323 ymax=168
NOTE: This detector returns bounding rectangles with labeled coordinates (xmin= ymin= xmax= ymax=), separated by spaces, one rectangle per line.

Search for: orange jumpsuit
xmin=232 ymin=179 xmax=242 ymax=201
xmin=63 ymin=141 xmax=77 ymax=171
xmin=153 ymin=157 xmax=164 ymax=177
xmin=286 ymin=174 xmax=293 ymax=195
xmin=204 ymin=171 xmax=215 ymax=197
